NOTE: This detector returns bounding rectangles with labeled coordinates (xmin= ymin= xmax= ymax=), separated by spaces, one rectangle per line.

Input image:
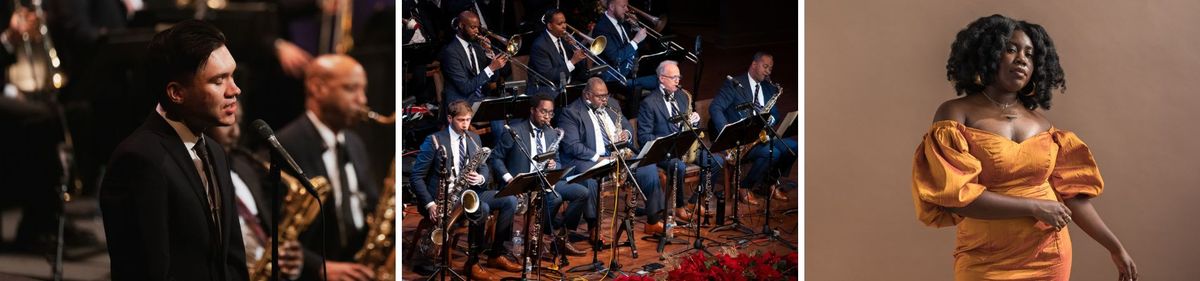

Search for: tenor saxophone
xmin=354 ymin=160 xmax=395 ymax=280
xmin=248 ymin=160 xmax=331 ymax=281
xmin=517 ymin=127 xmax=565 ymax=215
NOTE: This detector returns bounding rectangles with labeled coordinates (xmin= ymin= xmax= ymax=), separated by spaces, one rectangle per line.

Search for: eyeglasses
xmin=661 ymin=75 xmax=681 ymax=81
xmin=534 ymin=108 xmax=554 ymax=115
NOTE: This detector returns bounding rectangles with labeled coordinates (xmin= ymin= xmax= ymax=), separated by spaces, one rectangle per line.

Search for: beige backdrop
xmin=806 ymin=0 xmax=1200 ymax=280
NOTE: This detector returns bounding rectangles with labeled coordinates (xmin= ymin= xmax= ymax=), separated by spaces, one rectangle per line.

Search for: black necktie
xmin=335 ymin=142 xmax=357 ymax=247
xmin=469 ymin=45 xmax=480 ymax=75
xmin=193 ymin=137 xmax=223 ymax=244
xmin=555 ymin=39 xmax=567 ymax=63
xmin=755 ymin=83 xmax=763 ymax=108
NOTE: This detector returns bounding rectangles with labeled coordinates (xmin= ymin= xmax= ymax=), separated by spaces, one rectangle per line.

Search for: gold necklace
xmin=982 ymin=91 xmax=1020 ymax=119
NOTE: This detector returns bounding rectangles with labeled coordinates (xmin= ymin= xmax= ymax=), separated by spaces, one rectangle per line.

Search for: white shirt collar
xmin=156 ymin=103 xmax=202 ymax=151
xmin=305 ymin=111 xmax=344 ymax=150
xmin=747 ymin=73 xmax=762 ymax=89
xmin=456 ymin=34 xmax=472 ymax=50
xmin=605 ymin=12 xmax=623 ymax=33
xmin=546 ymin=29 xmax=559 ymax=45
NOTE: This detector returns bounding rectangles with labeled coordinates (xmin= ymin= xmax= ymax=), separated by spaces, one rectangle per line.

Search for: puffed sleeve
xmin=911 ymin=120 xmax=987 ymax=227
xmin=1050 ymin=130 xmax=1104 ymax=199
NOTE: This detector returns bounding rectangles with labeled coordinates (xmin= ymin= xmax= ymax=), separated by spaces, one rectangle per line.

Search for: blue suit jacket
xmin=527 ymin=30 xmax=579 ymax=95
xmin=556 ymin=98 xmax=636 ymax=174
xmin=710 ymin=74 xmax=781 ymax=134
xmin=637 ymin=88 xmax=691 ymax=146
xmin=489 ymin=120 xmax=563 ymax=183
xmin=440 ymin=36 xmax=496 ymax=105
xmin=592 ymin=14 xmax=637 ymax=80
xmin=409 ymin=128 xmax=492 ymax=207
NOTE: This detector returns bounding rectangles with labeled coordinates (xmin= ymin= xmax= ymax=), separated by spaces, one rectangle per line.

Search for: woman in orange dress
xmin=912 ymin=14 xmax=1138 ymax=281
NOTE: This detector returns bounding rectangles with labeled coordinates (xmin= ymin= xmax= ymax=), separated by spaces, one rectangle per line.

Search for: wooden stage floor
xmin=400 ymin=187 xmax=799 ymax=280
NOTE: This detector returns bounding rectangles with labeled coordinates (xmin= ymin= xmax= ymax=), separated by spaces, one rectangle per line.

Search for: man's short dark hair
xmin=529 ymin=95 xmax=554 ymax=109
xmin=145 ymin=19 xmax=228 ymax=107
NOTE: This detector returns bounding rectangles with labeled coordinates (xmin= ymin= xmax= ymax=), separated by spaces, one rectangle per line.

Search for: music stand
xmin=777 ymin=111 xmax=798 ymax=139
xmin=497 ymin=167 xmax=572 ymax=281
xmin=563 ymin=159 xmax=624 ymax=278
xmin=709 ymin=113 xmax=770 ymax=235
xmin=634 ymin=131 xmax=698 ymax=255
xmin=471 ymin=95 xmax=532 ymax=124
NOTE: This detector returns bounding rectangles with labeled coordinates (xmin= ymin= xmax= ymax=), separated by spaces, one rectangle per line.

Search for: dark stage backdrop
xmin=806 ymin=0 xmax=1200 ymax=280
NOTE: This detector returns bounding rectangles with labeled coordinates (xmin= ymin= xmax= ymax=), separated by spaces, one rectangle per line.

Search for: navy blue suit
xmin=709 ymin=74 xmax=797 ymax=190
xmin=440 ymin=36 xmax=499 ymax=107
xmin=490 ymin=120 xmax=593 ymax=233
xmin=409 ymin=127 xmax=518 ymax=258
xmin=592 ymin=14 xmax=638 ymax=82
xmin=557 ymin=98 xmax=665 ymax=224
xmin=637 ymin=88 xmax=724 ymax=209
xmin=527 ymin=30 xmax=579 ymax=96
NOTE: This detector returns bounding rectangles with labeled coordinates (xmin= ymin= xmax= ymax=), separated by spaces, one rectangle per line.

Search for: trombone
xmin=626 ymin=6 xmax=664 ymax=42
xmin=563 ymin=23 xmax=629 ymax=85
xmin=476 ymin=28 xmax=559 ymax=90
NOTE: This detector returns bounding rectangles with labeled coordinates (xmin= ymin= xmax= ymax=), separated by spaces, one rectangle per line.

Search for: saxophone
xmin=354 ymin=160 xmax=395 ymax=280
xmin=429 ymin=145 xmax=491 ymax=246
xmin=248 ymin=159 xmax=331 ymax=281
xmin=757 ymin=81 xmax=782 ymax=144
xmin=517 ymin=127 xmax=565 ymax=215
xmin=678 ymin=89 xmax=704 ymax=163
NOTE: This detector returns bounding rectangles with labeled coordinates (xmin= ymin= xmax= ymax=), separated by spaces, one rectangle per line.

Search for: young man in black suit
xmin=99 ymin=19 xmax=249 ymax=281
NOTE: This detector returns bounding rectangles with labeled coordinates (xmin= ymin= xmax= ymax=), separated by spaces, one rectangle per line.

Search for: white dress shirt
xmin=547 ymin=30 xmax=577 ymax=73
xmin=457 ymin=35 xmax=494 ymax=77
xmin=306 ymin=111 xmax=364 ymax=230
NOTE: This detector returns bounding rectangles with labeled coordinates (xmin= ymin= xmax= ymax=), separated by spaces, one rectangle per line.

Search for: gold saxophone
xmin=679 ymin=89 xmax=704 ymax=163
xmin=248 ymin=161 xmax=331 ymax=281
xmin=429 ymin=146 xmax=491 ymax=246
xmin=353 ymin=159 xmax=396 ymax=280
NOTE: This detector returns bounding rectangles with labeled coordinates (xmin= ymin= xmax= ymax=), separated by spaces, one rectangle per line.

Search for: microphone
xmin=251 ymin=119 xmax=320 ymax=196
xmin=726 ymin=75 xmax=744 ymax=89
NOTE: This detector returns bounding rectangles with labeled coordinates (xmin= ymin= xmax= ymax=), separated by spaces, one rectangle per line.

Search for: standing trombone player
xmin=528 ymin=9 xmax=588 ymax=97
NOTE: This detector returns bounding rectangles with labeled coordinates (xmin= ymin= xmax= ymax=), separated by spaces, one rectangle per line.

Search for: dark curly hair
xmin=946 ymin=14 xmax=1065 ymax=110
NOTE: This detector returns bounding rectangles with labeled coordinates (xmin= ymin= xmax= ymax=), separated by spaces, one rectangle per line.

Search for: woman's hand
xmin=1029 ymin=199 xmax=1072 ymax=231
xmin=1111 ymin=249 xmax=1137 ymax=281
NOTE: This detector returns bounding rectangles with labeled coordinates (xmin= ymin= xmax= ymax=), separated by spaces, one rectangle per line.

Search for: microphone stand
xmin=729 ymin=81 xmax=795 ymax=250
xmin=573 ymin=105 xmax=647 ymax=280
xmin=502 ymin=125 xmax=566 ymax=280
xmin=427 ymin=143 xmax=464 ymax=281
xmin=666 ymin=95 xmax=726 ymax=259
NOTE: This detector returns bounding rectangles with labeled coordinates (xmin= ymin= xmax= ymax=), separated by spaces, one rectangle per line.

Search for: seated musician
xmin=205 ymin=102 xmax=305 ymax=280
xmin=558 ymin=77 xmax=666 ymax=236
xmin=489 ymin=95 xmax=593 ymax=256
xmin=410 ymin=100 xmax=522 ymax=280
xmin=709 ymin=52 xmax=797 ymax=204
xmin=636 ymin=60 xmax=724 ymax=224
xmin=440 ymin=10 xmax=509 ymax=110
xmin=276 ymin=55 xmax=378 ymax=281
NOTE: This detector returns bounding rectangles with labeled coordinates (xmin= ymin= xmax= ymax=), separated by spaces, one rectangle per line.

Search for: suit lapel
xmin=148 ymin=115 xmax=214 ymax=223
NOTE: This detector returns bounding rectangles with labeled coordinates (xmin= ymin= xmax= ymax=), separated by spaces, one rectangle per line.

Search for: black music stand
xmin=709 ymin=113 xmax=770 ymax=235
xmin=564 ymin=159 xmax=623 ymax=277
xmin=634 ymin=131 xmax=698 ymax=255
xmin=471 ymin=95 xmax=532 ymax=124
xmin=498 ymin=168 xmax=572 ymax=281
xmin=727 ymin=110 xmax=797 ymax=250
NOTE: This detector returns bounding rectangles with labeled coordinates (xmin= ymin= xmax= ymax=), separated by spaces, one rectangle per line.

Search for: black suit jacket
xmin=100 ymin=114 xmax=249 ymax=281
xmin=228 ymin=148 xmax=275 ymax=235
xmin=528 ymin=29 xmax=580 ymax=95
xmin=276 ymin=115 xmax=379 ymax=280
xmin=489 ymin=120 xmax=561 ymax=183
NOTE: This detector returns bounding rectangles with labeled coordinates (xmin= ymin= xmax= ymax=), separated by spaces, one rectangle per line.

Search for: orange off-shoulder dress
xmin=911 ymin=120 xmax=1105 ymax=281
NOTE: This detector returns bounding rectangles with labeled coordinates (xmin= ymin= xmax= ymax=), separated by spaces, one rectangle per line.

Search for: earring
xmin=974 ymin=74 xmax=983 ymax=86
xmin=1024 ymin=81 xmax=1037 ymax=96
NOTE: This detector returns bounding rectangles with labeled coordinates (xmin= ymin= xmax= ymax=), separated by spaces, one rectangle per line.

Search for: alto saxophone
xmin=248 ymin=157 xmax=332 ymax=281
xmin=430 ymin=145 xmax=491 ymax=246
xmin=517 ymin=127 xmax=565 ymax=215
xmin=354 ymin=160 xmax=395 ymax=280
xmin=678 ymin=89 xmax=704 ymax=163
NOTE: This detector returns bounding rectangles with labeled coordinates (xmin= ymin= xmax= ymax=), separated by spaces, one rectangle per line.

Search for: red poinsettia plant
xmin=664 ymin=251 xmax=798 ymax=281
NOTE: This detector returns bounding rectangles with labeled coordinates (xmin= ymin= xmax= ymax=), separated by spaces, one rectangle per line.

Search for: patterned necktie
xmin=458 ymin=134 xmax=468 ymax=176
xmin=755 ymin=83 xmax=763 ymax=108
xmin=193 ymin=138 xmax=223 ymax=244
xmin=534 ymin=127 xmax=545 ymax=154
